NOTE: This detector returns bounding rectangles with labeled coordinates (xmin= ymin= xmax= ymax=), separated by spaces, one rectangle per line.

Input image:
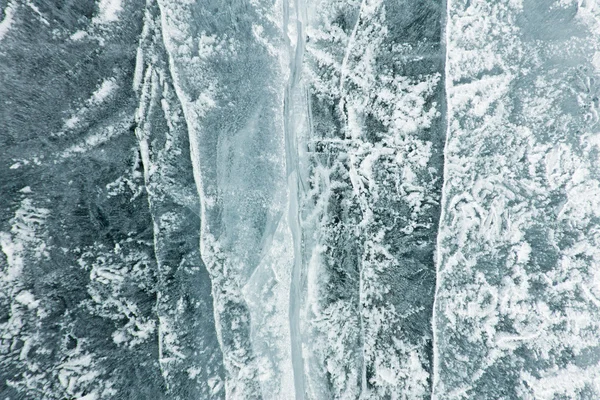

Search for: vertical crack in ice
xmin=338 ymin=0 xmax=367 ymax=100
xmin=131 ymin=7 xmax=168 ymax=386
xmin=337 ymin=3 xmax=369 ymax=393
xmin=152 ymin=2 xmax=231 ymax=397
xmin=300 ymin=1 xmax=445 ymax=396
xmin=152 ymin=6 xmax=209 ymax=358
xmin=152 ymin=6 xmax=203 ymax=217
xmin=284 ymin=0 xmax=307 ymax=397
xmin=430 ymin=0 xmax=450 ymax=397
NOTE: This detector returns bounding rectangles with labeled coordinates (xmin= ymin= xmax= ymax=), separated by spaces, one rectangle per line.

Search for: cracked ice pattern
xmin=2 ymin=0 xmax=600 ymax=399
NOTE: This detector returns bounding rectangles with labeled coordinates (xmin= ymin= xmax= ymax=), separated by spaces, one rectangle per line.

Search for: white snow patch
xmin=70 ymin=30 xmax=88 ymax=41
xmin=112 ymin=330 xmax=127 ymax=344
xmin=522 ymin=364 xmax=600 ymax=399
xmin=92 ymin=0 xmax=122 ymax=24
xmin=0 ymin=1 xmax=15 ymax=42
xmin=15 ymin=290 xmax=39 ymax=309
xmin=187 ymin=366 xmax=202 ymax=379
xmin=77 ymin=394 xmax=99 ymax=400
xmin=0 ymin=232 xmax=24 ymax=281
xmin=64 ymin=115 xmax=81 ymax=129
xmin=90 ymin=79 xmax=117 ymax=104
xmin=26 ymin=1 xmax=49 ymax=25
xmin=60 ymin=126 xmax=119 ymax=158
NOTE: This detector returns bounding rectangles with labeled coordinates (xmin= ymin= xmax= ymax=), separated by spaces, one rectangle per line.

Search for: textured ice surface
xmin=297 ymin=1 xmax=444 ymax=398
xmin=433 ymin=1 xmax=600 ymax=398
xmin=1 ymin=0 xmax=599 ymax=399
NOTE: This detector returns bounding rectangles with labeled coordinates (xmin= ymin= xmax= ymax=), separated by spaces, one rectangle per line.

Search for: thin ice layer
xmin=156 ymin=0 xmax=295 ymax=398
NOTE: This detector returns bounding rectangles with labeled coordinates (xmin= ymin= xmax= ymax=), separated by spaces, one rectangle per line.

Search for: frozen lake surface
xmin=1 ymin=0 xmax=599 ymax=398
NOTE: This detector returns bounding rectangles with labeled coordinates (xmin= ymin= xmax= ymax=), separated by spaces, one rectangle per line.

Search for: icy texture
xmin=296 ymin=0 xmax=444 ymax=398
xmin=134 ymin=1 xmax=225 ymax=396
xmin=155 ymin=0 xmax=295 ymax=397
xmin=0 ymin=1 xmax=167 ymax=398
xmin=0 ymin=0 xmax=221 ymax=398
xmin=433 ymin=1 xmax=600 ymax=398
xmin=2 ymin=0 xmax=600 ymax=399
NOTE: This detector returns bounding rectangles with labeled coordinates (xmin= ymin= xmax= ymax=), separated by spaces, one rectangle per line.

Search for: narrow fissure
xmin=285 ymin=0 xmax=308 ymax=397
xmin=430 ymin=0 xmax=450 ymax=397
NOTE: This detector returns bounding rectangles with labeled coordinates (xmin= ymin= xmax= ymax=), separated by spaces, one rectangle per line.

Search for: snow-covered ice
xmin=1 ymin=0 xmax=599 ymax=399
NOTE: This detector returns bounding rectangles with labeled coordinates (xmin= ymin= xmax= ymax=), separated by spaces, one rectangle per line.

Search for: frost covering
xmin=2 ymin=0 xmax=600 ymax=399
xmin=297 ymin=0 xmax=444 ymax=398
xmin=433 ymin=1 xmax=600 ymax=398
